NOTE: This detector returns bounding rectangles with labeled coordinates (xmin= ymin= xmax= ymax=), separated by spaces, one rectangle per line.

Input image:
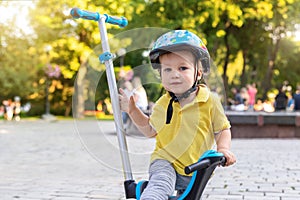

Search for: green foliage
xmin=1 ymin=0 xmax=300 ymax=117
xmin=0 ymin=21 xmax=40 ymax=101
xmin=275 ymin=39 xmax=300 ymax=87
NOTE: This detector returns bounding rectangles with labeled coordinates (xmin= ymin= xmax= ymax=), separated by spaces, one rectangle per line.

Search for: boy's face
xmin=159 ymin=51 xmax=201 ymax=96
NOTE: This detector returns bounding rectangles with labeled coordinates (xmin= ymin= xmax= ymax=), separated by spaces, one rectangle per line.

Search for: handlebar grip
xmin=70 ymin=8 xmax=128 ymax=28
xmin=220 ymin=156 xmax=227 ymax=166
xmin=104 ymin=14 xmax=128 ymax=28
xmin=70 ymin=7 xmax=99 ymax=21
xmin=184 ymin=159 xmax=210 ymax=175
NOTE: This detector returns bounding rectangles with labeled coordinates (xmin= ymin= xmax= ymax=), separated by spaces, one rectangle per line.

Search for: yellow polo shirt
xmin=149 ymin=84 xmax=231 ymax=176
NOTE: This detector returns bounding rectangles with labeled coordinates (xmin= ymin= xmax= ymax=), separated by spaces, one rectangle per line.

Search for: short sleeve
xmin=211 ymin=93 xmax=231 ymax=133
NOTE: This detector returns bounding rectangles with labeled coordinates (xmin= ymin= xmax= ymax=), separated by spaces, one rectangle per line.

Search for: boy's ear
xmin=197 ymin=69 xmax=203 ymax=80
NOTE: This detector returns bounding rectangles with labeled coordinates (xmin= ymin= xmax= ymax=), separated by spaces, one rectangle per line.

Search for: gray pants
xmin=140 ymin=159 xmax=192 ymax=200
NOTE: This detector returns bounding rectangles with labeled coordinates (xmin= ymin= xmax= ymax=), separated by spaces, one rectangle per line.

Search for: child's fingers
xmin=119 ymin=89 xmax=125 ymax=101
xmin=225 ymin=152 xmax=236 ymax=166
xmin=119 ymin=88 xmax=125 ymax=96
xmin=129 ymin=96 xmax=135 ymax=105
xmin=218 ymin=149 xmax=236 ymax=166
xmin=128 ymin=96 xmax=136 ymax=110
xmin=119 ymin=88 xmax=129 ymax=112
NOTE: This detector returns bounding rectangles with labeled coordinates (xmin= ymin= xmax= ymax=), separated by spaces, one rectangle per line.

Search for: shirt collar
xmin=165 ymin=84 xmax=210 ymax=103
xmin=195 ymin=84 xmax=210 ymax=103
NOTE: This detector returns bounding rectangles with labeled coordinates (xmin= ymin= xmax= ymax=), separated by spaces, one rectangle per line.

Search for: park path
xmin=0 ymin=120 xmax=299 ymax=199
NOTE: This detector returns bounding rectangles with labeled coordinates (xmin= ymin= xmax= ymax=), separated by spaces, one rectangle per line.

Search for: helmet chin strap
xmin=166 ymin=82 xmax=198 ymax=124
xmin=169 ymin=83 xmax=197 ymax=102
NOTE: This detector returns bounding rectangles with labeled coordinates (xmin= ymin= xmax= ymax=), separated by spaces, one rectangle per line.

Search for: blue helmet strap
xmin=166 ymin=83 xmax=197 ymax=124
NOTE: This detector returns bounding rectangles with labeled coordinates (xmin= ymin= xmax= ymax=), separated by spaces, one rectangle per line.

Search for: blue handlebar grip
xmin=70 ymin=7 xmax=99 ymax=21
xmin=104 ymin=14 xmax=128 ymax=28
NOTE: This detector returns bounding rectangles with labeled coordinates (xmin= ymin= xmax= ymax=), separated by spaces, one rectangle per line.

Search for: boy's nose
xmin=171 ymin=70 xmax=180 ymax=78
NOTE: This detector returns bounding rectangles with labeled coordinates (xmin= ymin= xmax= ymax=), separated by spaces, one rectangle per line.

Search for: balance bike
xmin=70 ymin=7 xmax=226 ymax=200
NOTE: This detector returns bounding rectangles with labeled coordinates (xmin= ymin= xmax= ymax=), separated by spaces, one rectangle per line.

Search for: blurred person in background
xmin=274 ymin=86 xmax=288 ymax=111
xmin=294 ymin=85 xmax=300 ymax=111
xmin=132 ymin=77 xmax=148 ymax=113
xmin=247 ymin=83 xmax=257 ymax=111
xmin=286 ymin=91 xmax=295 ymax=111
xmin=229 ymin=87 xmax=245 ymax=111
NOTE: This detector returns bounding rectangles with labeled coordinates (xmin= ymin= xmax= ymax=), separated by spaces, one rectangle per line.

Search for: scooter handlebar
xmin=185 ymin=159 xmax=210 ymax=175
xmin=70 ymin=7 xmax=128 ymax=28
xmin=70 ymin=7 xmax=99 ymax=21
xmin=104 ymin=14 xmax=128 ymax=28
xmin=184 ymin=156 xmax=226 ymax=175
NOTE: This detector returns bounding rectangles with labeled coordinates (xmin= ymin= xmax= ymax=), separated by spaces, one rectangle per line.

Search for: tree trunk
xmin=240 ymin=49 xmax=248 ymax=87
xmin=263 ymin=38 xmax=280 ymax=99
xmin=64 ymin=103 xmax=71 ymax=117
xmin=222 ymin=31 xmax=230 ymax=97
xmin=73 ymin=63 xmax=87 ymax=119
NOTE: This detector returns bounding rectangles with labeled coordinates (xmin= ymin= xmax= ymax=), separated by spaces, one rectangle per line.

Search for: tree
xmin=261 ymin=0 xmax=300 ymax=98
xmin=0 ymin=3 xmax=40 ymax=103
xmin=29 ymin=0 xmax=103 ymax=117
xmin=29 ymin=0 xmax=142 ymax=117
xmin=2 ymin=0 xmax=300 ymax=117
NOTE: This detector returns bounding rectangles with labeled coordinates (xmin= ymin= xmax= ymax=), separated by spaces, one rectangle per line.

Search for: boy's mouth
xmin=170 ymin=82 xmax=182 ymax=85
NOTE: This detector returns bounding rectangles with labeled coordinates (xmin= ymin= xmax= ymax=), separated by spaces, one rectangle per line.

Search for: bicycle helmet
xmin=149 ymin=30 xmax=210 ymax=73
xmin=149 ymin=30 xmax=211 ymax=124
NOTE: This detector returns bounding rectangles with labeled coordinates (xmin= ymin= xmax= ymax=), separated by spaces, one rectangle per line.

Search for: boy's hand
xmin=119 ymin=88 xmax=136 ymax=113
xmin=119 ymin=88 xmax=129 ymax=113
xmin=218 ymin=149 xmax=236 ymax=166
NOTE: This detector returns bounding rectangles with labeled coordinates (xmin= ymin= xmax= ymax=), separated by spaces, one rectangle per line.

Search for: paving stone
xmin=0 ymin=120 xmax=300 ymax=200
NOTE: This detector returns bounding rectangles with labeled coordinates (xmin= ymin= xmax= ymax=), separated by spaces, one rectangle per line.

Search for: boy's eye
xmin=179 ymin=66 xmax=188 ymax=71
xmin=163 ymin=68 xmax=172 ymax=72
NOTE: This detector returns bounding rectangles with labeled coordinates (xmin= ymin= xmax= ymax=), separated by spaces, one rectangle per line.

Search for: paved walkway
xmin=0 ymin=120 xmax=299 ymax=200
